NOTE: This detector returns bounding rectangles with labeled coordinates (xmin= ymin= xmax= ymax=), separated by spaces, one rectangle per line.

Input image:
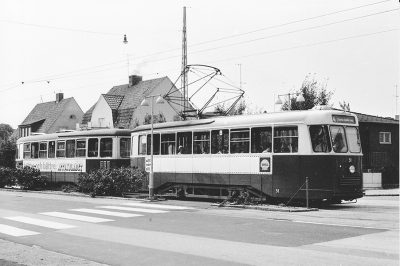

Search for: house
xmin=81 ymin=75 xmax=190 ymax=129
xmin=17 ymin=93 xmax=84 ymax=138
xmin=354 ymin=112 xmax=399 ymax=189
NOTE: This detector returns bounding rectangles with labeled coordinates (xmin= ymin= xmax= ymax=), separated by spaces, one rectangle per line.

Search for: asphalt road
xmin=0 ymin=190 xmax=398 ymax=266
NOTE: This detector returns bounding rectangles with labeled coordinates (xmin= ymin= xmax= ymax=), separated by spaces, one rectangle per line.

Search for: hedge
xmin=0 ymin=166 xmax=47 ymax=190
xmin=78 ymin=167 xmax=146 ymax=197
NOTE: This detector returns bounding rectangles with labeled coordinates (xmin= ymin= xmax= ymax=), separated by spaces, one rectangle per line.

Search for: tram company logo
xmin=259 ymin=157 xmax=271 ymax=173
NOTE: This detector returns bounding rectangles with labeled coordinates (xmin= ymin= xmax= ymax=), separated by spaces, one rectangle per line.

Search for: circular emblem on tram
xmin=349 ymin=165 xmax=355 ymax=174
xmin=259 ymin=157 xmax=271 ymax=172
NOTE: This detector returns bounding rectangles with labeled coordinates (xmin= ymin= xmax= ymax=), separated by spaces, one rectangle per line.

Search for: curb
xmin=212 ymin=203 xmax=318 ymax=212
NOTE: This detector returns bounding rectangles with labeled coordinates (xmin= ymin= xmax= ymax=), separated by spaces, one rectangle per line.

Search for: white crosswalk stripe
xmin=40 ymin=212 xmax=114 ymax=223
xmin=4 ymin=216 xmax=75 ymax=229
xmin=0 ymin=224 xmax=40 ymax=237
xmin=70 ymin=208 xmax=144 ymax=218
xmin=121 ymin=202 xmax=195 ymax=210
xmin=99 ymin=206 xmax=169 ymax=214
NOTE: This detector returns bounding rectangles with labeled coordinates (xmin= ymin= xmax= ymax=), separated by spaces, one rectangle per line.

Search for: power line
xmin=205 ymin=28 xmax=399 ymax=64
xmin=0 ymin=1 xmax=395 ymax=88
xmin=188 ymin=8 xmax=399 ymax=55
xmin=0 ymin=19 xmax=121 ymax=36
xmin=190 ymin=0 xmax=393 ymax=47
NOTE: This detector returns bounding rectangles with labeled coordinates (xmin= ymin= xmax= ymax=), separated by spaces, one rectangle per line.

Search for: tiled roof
xmin=102 ymin=94 xmax=124 ymax=110
xmin=20 ymin=98 xmax=75 ymax=133
xmin=354 ymin=112 xmax=399 ymax=125
xmin=82 ymin=77 xmax=169 ymax=128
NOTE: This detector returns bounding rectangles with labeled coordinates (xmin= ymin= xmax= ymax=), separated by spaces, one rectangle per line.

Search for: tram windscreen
xmin=309 ymin=125 xmax=331 ymax=153
xmin=346 ymin=127 xmax=361 ymax=153
xmin=330 ymin=126 xmax=348 ymax=153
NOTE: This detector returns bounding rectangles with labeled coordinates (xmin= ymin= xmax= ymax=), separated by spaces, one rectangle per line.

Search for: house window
xmin=379 ymin=132 xmax=391 ymax=144
xmin=23 ymin=143 xmax=31 ymax=159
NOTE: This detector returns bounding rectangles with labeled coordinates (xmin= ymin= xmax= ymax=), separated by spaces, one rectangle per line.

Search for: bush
xmin=0 ymin=167 xmax=15 ymax=188
xmin=77 ymin=167 xmax=146 ymax=197
xmin=14 ymin=166 xmax=47 ymax=190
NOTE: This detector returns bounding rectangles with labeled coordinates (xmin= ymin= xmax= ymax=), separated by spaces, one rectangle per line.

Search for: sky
xmin=0 ymin=0 xmax=398 ymax=129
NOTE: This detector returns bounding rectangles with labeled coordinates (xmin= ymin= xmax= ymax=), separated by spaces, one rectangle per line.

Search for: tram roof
xmin=131 ymin=109 xmax=358 ymax=133
xmin=17 ymin=128 xmax=131 ymax=143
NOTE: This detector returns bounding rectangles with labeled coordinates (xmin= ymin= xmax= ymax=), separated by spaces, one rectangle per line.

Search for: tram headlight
xmin=349 ymin=165 xmax=355 ymax=174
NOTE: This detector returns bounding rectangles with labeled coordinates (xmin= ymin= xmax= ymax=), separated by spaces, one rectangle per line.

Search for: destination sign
xmin=332 ymin=115 xmax=356 ymax=124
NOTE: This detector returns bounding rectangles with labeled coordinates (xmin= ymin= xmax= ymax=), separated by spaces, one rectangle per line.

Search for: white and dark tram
xmin=130 ymin=109 xmax=363 ymax=202
xmin=16 ymin=129 xmax=131 ymax=183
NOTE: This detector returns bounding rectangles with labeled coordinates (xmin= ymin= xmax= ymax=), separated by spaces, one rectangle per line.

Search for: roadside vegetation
xmin=0 ymin=166 xmax=146 ymax=197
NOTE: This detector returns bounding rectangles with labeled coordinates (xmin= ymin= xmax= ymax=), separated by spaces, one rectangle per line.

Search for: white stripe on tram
xmin=40 ymin=212 xmax=113 ymax=223
xmin=4 ymin=216 xmax=75 ymax=229
xmin=99 ymin=206 xmax=168 ymax=214
xmin=0 ymin=224 xmax=40 ymax=237
xmin=70 ymin=208 xmax=143 ymax=218
xmin=121 ymin=202 xmax=195 ymax=210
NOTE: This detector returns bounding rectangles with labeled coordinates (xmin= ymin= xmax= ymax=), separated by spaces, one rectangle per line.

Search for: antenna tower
xmin=181 ymin=6 xmax=188 ymax=114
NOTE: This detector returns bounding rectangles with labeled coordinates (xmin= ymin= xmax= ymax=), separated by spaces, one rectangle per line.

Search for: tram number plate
xmin=259 ymin=157 xmax=271 ymax=173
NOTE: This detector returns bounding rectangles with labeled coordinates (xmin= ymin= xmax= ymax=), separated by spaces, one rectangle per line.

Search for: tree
xmin=339 ymin=101 xmax=351 ymax=112
xmin=214 ymin=99 xmax=248 ymax=116
xmin=0 ymin=123 xmax=16 ymax=168
xmin=143 ymin=112 xmax=166 ymax=125
xmin=281 ymin=76 xmax=334 ymax=111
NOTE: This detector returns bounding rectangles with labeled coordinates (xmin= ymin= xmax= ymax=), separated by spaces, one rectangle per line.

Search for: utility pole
xmin=237 ymin=64 xmax=242 ymax=90
xmin=181 ymin=6 xmax=188 ymax=115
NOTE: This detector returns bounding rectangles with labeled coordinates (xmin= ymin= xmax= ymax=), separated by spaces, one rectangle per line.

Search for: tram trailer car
xmin=16 ymin=129 xmax=131 ymax=183
xmin=131 ymin=109 xmax=363 ymax=202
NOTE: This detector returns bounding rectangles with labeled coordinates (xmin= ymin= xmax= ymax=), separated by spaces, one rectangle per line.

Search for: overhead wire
xmin=0 ymin=1 xmax=396 ymax=91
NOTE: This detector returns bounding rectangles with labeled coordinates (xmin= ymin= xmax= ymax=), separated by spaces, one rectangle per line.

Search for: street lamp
xmin=140 ymin=95 xmax=165 ymax=200
xmin=275 ymin=92 xmax=305 ymax=111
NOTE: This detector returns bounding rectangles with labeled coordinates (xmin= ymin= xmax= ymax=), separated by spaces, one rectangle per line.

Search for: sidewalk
xmin=364 ymin=188 xmax=399 ymax=196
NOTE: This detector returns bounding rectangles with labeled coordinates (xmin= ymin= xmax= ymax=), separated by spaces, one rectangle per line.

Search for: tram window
xmin=274 ymin=127 xmax=298 ymax=153
xmin=48 ymin=141 xmax=55 ymax=158
xmin=230 ymin=128 xmax=250 ymax=153
xmin=120 ymin=138 xmax=131 ymax=158
xmin=251 ymin=127 xmax=272 ymax=153
xmin=88 ymin=138 xmax=99 ymax=157
xmin=23 ymin=143 xmax=31 ymax=159
xmin=330 ymin=126 xmax=348 ymax=153
xmin=138 ymin=135 xmax=147 ymax=155
xmin=211 ymin=129 xmax=229 ymax=154
xmin=309 ymin=125 xmax=331 ymax=153
xmin=76 ymin=139 xmax=86 ymax=157
xmin=66 ymin=140 xmax=76 ymax=158
xmin=147 ymin=134 xmax=160 ymax=155
xmin=30 ymin=142 xmax=39 ymax=159
xmin=161 ymin=133 xmax=176 ymax=155
xmin=193 ymin=131 xmax=210 ymax=154
xmin=56 ymin=141 xmax=66 ymax=157
xmin=39 ymin=142 xmax=47 ymax=158
xmin=177 ymin=132 xmax=192 ymax=154
xmin=100 ymin=138 xmax=113 ymax=157
xmin=345 ymin=127 xmax=361 ymax=153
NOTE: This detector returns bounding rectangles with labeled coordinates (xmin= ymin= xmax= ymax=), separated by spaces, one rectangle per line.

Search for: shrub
xmin=77 ymin=167 xmax=146 ymax=197
xmin=14 ymin=166 xmax=47 ymax=190
xmin=0 ymin=167 xmax=15 ymax=188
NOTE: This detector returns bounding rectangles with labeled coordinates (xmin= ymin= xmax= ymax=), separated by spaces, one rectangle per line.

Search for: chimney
xmin=56 ymin=93 xmax=64 ymax=103
xmin=129 ymin=75 xmax=142 ymax=87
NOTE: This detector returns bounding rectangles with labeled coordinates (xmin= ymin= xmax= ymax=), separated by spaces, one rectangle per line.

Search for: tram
xmin=16 ymin=129 xmax=131 ymax=183
xmin=130 ymin=109 xmax=363 ymax=202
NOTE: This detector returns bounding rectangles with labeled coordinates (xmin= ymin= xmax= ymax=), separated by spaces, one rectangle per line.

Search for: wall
xmin=132 ymin=78 xmax=184 ymax=126
xmin=48 ymin=99 xmax=84 ymax=133
xmin=90 ymin=96 xmax=114 ymax=128
xmin=359 ymin=122 xmax=399 ymax=188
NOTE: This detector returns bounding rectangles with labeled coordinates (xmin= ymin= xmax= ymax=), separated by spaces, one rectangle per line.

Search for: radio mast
xmin=181 ymin=6 xmax=188 ymax=115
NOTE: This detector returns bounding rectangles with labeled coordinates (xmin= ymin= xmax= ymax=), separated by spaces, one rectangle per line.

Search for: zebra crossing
xmin=0 ymin=202 xmax=194 ymax=237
